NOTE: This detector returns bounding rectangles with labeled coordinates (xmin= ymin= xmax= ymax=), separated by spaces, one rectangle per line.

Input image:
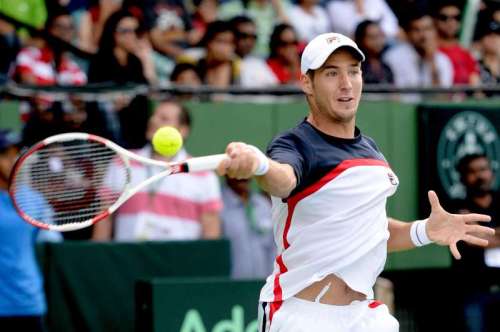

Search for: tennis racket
xmin=8 ymin=132 xmax=227 ymax=232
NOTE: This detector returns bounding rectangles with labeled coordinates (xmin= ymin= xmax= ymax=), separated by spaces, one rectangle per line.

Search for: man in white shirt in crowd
xmin=94 ymin=100 xmax=223 ymax=241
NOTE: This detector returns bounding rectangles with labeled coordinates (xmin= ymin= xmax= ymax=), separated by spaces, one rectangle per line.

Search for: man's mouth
xmin=337 ymin=97 xmax=354 ymax=102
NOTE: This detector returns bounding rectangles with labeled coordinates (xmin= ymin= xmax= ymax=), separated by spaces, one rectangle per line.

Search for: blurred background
xmin=0 ymin=0 xmax=500 ymax=331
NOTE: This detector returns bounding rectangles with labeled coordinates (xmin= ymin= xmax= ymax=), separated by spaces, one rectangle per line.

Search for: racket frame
xmin=8 ymin=132 xmax=227 ymax=232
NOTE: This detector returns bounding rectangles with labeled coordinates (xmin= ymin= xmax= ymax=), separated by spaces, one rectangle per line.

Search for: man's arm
xmin=200 ymin=211 xmax=221 ymax=239
xmin=387 ymin=191 xmax=495 ymax=259
xmin=217 ymin=142 xmax=297 ymax=198
xmin=92 ymin=216 xmax=113 ymax=241
xmin=387 ymin=218 xmax=414 ymax=252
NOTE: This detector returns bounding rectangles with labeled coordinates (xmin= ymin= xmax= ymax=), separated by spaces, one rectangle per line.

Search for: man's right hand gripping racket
xmin=8 ymin=133 xmax=227 ymax=232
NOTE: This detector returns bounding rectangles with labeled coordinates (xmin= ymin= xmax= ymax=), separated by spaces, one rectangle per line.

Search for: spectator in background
xmin=326 ymin=0 xmax=400 ymax=40
xmin=169 ymin=63 xmax=202 ymax=100
xmin=434 ymin=1 xmax=480 ymax=85
xmin=179 ymin=20 xmax=240 ymax=87
xmin=88 ymin=9 xmax=156 ymax=85
xmin=93 ymin=100 xmax=222 ymax=241
xmin=78 ymin=0 xmax=123 ymax=53
xmin=233 ymin=15 xmax=278 ymax=87
xmin=288 ymin=0 xmax=330 ymax=43
xmin=265 ymin=24 xmax=301 ymax=85
xmin=0 ymin=129 xmax=60 ymax=332
xmin=88 ymin=9 xmax=156 ymax=149
xmin=170 ymin=62 xmax=202 ymax=86
xmin=451 ymin=153 xmax=500 ymax=332
xmin=13 ymin=7 xmax=87 ymax=86
xmin=218 ymin=0 xmax=290 ymax=57
xmin=221 ymin=177 xmax=275 ymax=279
xmin=383 ymin=11 xmax=453 ymax=89
xmin=142 ymin=0 xmax=193 ymax=60
xmin=476 ymin=20 xmax=500 ymax=85
xmin=0 ymin=19 xmax=21 ymax=82
xmin=355 ymin=20 xmax=394 ymax=84
xmin=190 ymin=0 xmax=219 ymax=46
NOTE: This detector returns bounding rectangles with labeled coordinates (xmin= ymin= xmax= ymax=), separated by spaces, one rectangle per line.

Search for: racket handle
xmin=186 ymin=154 xmax=228 ymax=172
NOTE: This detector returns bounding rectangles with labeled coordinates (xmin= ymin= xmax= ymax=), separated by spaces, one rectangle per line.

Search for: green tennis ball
xmin=152 ymin=126 xmax=183 ymax=157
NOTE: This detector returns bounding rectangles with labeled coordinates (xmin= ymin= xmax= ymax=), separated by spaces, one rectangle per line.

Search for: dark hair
xmin=269 ymin=23 xmax=296 ymax=59
xmin=229 ymin=15 xmax=255 ymax=30
xmin=45 ymin=6 xmax=71 ymax=31
xmin=401 ymin=9 xmax=431 ymax=31
xmin=96 ymin=10 xmax=140 ymax=57
xmin=476 ymin=19 xmax=500 ymax=39
xmin=170 ymin=63 xmax=201 ymax=82
xmin=432 ymin=0 xmax=463 ymax=17
xmin=456 ymin=153 xmax=489 ymax=177
xmin=354 ymin=20 xmax=379 ymax=53
xmin=199 ymin=20 xmax=233 ymax=47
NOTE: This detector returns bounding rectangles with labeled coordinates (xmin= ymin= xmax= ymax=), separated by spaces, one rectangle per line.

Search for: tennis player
xmin=217 ymin=32 xmax=495 ymax=332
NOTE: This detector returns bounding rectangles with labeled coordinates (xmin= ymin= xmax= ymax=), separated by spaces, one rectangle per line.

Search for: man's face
xmin=302 ymin=48 xmax=363 ymax=124
xmin=463 ymin=157 xmax=494 ymax=195
xmin=235 ymin=22 xmax=257 ymax=58
xmin=207 ymin=31 xmax=235 ymax=62
xmin=435 ymin=5 xmax=461 ymax=39
xmin=362 ymin=23 xmax=385 ymax=55
xmin=407 ymin=16 xmax=436 ymax=51
xmin=0 ymin=146 xmax=19 ymax=185
xmin=49 ymin=15 xmax=75 ymax=43
xmin=146 ymin=102 xmax=188 ymax=141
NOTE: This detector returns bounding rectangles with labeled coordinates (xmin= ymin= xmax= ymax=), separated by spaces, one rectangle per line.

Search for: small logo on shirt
xmin=388 ymin=172 xmax=398 ymax=186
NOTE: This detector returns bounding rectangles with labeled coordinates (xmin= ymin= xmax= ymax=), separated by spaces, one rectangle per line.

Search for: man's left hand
xmin=426 ymin=190 xmax=494 ymax=259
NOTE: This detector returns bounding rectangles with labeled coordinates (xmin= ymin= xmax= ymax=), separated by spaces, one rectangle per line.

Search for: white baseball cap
xmin=300 ymin=33 xmax=365 ymax=75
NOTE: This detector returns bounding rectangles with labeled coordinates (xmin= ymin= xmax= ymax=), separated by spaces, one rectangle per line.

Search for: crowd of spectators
xmin=0 ymin=0 xmax=498 ymax=90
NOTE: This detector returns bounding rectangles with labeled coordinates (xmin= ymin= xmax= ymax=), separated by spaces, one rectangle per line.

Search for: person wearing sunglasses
xmin=266 ymin=24 xmax=302 ymax=85
xmin=433 ymin=1 xmax=480 ymax=85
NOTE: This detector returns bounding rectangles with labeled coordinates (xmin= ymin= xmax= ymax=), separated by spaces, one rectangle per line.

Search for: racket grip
xmin=186 ymin=154 xmax=228 ymax=172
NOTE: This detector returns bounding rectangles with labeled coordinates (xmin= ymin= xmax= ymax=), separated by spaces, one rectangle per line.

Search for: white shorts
xmin=258 ymin=297 xmax=399 ymax=332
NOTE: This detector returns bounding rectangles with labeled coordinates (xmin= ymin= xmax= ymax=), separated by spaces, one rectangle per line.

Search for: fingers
xmin=462 ymin=213 xmax=492 ymax=224
xmin=427 ymin=190 xmax=442 ymax=212
xmin=467 ymin=224 xmax=495 ymax=236
xmin=222 ymin=142 xmax=259 ymax=179
xmin=216 ymin=158 xmax=230 ymax=176
xmin=450 ymin=243 xmax=461 ymax=260
xmin=463 ymin=234 xmax=489 ymax=248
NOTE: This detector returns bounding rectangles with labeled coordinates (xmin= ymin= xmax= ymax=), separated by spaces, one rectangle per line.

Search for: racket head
xmin=8 ymin=133 xmax=131 ymax=232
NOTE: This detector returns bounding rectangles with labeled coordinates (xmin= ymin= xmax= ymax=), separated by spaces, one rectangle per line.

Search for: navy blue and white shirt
xmin=259 ymin=119 xmax=399 ymax=305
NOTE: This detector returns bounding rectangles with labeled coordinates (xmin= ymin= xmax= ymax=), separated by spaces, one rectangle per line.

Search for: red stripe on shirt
xmin=117 ymin=191 xmax=221 ymax=222
xmin=271 ymin=158 xmax=389 ymax=305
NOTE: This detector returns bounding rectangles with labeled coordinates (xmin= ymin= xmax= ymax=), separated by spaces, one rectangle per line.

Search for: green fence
xmin=39 ymin=240 xmax=230 ymax=332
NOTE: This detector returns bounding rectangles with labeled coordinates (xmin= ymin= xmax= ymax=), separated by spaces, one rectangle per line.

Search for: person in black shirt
xmin=451 ymin=153 xmax=500 ymax=332
xmin=354 ymin=20 xmax=394 ymax=85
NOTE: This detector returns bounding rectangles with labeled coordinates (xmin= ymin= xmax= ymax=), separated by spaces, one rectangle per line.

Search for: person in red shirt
xmin=266 ymin=24 xmax=302 ymax=85
xmin=14 ymin=7 xmax=87 ymax=86
xmin=434 ymin=1 xmax=480 ymax=85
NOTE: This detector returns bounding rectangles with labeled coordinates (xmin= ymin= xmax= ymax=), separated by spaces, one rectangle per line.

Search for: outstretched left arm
xmin=387 ymin=191 xmax=495 ymax=259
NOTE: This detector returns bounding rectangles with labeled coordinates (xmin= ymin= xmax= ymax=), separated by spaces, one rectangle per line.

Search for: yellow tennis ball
xmin=152 ymin=126 xmax=183 ymax=157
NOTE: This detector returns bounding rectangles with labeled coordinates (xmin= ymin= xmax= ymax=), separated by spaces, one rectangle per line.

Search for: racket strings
xmin=11 ymin=140 xmax=129 ymax=226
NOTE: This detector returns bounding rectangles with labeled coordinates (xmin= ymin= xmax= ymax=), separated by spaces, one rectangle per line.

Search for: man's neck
xmin=307 ymin=113 xmax=356 ymax=139
xmin=472 ymin=193 xmax=493 ymax=209
xmin=438 ymin=36 xmax=458 ymax=47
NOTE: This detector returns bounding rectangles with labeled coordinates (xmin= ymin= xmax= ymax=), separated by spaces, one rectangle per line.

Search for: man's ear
xmin=301 ymin=73 xmax=313 ymax=96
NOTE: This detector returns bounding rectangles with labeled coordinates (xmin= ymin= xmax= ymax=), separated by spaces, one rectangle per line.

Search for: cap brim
xmin=307 ymin=45 xmax=365 ymax=72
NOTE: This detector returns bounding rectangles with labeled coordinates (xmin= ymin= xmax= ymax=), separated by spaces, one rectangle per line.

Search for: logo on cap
xmin=326 ymin=36 xmax=339 ymax=44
